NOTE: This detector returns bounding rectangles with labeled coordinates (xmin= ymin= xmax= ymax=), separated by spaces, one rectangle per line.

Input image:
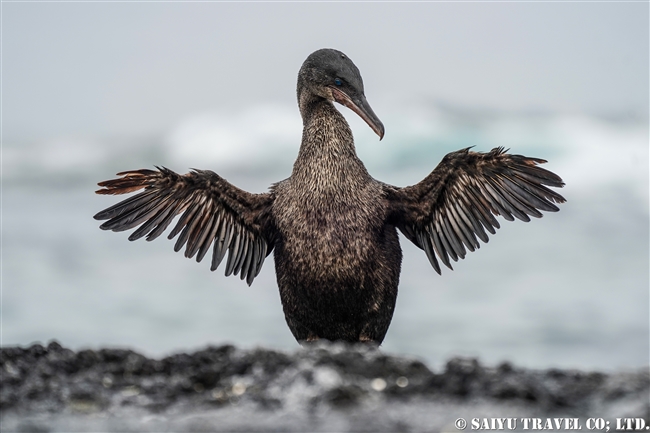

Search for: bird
xmin=94 ymin=48 xmax=565 ymax=344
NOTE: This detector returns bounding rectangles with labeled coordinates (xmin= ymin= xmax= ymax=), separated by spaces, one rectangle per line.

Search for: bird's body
xmin=272 ymin=100 xmax=401 ymax=342
xmin=95 ymin=49 xmax=565 ymax=344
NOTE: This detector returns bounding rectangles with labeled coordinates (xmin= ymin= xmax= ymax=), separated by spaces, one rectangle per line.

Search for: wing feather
xmin=212 ymin=220 xmax=234 ymax=272
xmin=478 ymin=181 xmax=517 ymax=221
xmin=169 ymin=198 xmax=202 ymax=242
xmin=240 ymin=235 xmax=255 ymax=281
xmin=225 ymin=225 xmax=242 ymax=277
xmin=128 ymin=203 xmax=172 ymax=241
xmin=145 ymin=200 xmax=187 ymax=242
xmin=418 ymin=229 xmax=441 ymax=275
xmin=455 ymin=199 xmax=488 ymax=244
xmin=254 ymin=239 xmax=267 ymax=278
xmin=188 ymin=208 xmax=216 ymax=260
xmin=466 ymin=182 xmax=501 ymax=231
xmin=246 ymin=237 xmax=260 ymax=285
xmin=442 ymin=210 xmax=466 ymax=259
xmin=94 ymin=167 xmax=273 ymax=285
xmin=196 ymin=212 xmax=222 ymax=263
xmin=496 ymin=177 xmax=544 ymax=218
xmin=447 ymin=198 xmax=477 ymax=251
xmin=233 ymin=232 xmax=250 ymax=277
xmin=436 ymin=214 xmax=460 ymax=262
xmin=499 ymin=176 xmax=558 ymax=213
xmin=427 ymin=224 xmax=452 ymax=270
xmin=95 ymin=190 xmax=159 ymax=220
xmin=99 ymin=195 xmax=168 ymax=232
xmin=486 ymin=178 xmax=531 ymax=221
xmin=387 ymin=147 xmax=565 ymax=274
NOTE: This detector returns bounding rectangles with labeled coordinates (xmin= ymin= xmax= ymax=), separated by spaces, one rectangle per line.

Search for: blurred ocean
xmin=3 ymin=102 xmax=648 ymax=371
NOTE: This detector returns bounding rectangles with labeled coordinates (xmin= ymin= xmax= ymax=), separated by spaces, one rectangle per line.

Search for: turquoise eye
xmin=334 ymin=78 xmax=342 ymax=86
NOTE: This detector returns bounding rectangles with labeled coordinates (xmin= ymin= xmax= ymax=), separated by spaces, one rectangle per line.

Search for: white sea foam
xmin=164 ymin=103 xmax=302 ymax=170
xmin=545 ymin=116 xmax=649 ymax=203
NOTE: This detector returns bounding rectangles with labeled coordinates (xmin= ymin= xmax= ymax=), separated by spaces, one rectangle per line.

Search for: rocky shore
xmin=1 ymin=341 xmax=648 ymax=432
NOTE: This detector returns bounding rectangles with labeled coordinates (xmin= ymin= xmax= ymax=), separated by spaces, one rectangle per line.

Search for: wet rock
xmin=0 ymin=341 xmax=647 ymax=432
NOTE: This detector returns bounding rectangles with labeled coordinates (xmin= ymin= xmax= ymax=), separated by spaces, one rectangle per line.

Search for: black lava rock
xmin=1 ymin=341 xmax=648 ymax=432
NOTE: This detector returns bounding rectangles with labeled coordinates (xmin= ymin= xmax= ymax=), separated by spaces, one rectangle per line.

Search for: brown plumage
xmin=94 ymin=48 xmax=565 ymax=344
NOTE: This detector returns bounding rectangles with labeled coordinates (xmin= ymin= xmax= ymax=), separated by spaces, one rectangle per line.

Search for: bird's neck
xmin=293 ymin=96 xmax=369 ymax=185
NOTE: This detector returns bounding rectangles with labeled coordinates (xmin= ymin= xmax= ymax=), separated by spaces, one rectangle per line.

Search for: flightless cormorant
xmin=94 ymin=48 xmax=565 ymax=343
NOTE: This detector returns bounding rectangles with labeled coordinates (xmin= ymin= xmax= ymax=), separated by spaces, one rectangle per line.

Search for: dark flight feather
xmin=390 ymin=147 xmax=565 ymax=274
xmin=94 ymin=167 xmax=273 ymax=285
xmin=427 ymin=224 xmax=452 ymax=270
xmin=212 ymin=221 xmax=234 ymax=272
xmin=225 ymin=225 xmax=242 ymax=277
xmin=196 ymin=212 xmax=221 ymax=263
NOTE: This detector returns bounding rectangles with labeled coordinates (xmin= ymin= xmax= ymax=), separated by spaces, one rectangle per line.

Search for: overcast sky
xmin=3 ymin=2 xmax=648 ymax=142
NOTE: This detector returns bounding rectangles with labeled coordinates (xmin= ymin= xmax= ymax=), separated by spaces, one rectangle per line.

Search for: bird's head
xmin=298 ymin=48 xmax=385 ymax=140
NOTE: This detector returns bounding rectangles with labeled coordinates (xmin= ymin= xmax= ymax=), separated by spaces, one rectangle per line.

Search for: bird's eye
xmin=334 ymin=78 xmax=342 ymax=86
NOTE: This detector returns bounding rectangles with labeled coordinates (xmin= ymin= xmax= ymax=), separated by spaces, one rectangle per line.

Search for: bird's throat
xmin=292 ymin=100 xmax=370 ymax=195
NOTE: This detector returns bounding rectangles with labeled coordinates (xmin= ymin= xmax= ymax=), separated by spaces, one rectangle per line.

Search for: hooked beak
xmin=330 ymin=86 xmax=385 ymax=140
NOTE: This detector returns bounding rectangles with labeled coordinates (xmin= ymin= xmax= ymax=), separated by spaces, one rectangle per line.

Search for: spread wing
xmin=94 ymin=167 xmax=274 ymax=285
xmin=384 ymin=147 xmax=565 ymax=275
